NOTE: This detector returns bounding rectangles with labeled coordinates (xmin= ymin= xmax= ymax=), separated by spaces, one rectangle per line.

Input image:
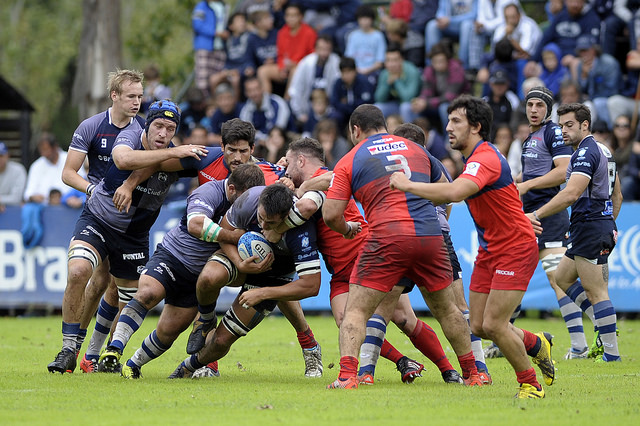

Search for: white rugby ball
xmin=237 ymin=231 xmax=273 ymax=263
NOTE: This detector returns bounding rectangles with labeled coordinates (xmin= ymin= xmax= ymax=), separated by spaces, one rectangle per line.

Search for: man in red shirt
xmin=323 ymin=104 xmax=480 ymax=389
xmin=257 ymin=3 xmax=316 ymax=95
xmin=390 ymin=95 xmax=555 ymax=399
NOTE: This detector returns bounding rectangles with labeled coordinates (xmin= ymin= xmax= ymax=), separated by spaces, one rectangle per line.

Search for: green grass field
xmin=1 ymin=314 xmax=638 ymax=425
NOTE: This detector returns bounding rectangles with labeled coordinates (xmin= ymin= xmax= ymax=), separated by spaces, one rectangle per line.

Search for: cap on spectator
xmin=489 ymin=70 xmax=509 ymax=85
xmin=0 ymin=141 xmax=8 ymax=155
xmin=575 ymin=35 xmax=597 ymax=53
xmin=592 ymin=120 xmax=610 ymax=134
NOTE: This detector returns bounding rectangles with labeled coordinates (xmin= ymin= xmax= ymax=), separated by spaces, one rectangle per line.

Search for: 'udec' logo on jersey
xmin=367 ymin=141 xmax=408 ymax=155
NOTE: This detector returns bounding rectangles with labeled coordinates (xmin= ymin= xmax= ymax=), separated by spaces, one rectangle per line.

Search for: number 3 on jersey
xmin=385 ymin=154 xmax=411 ymax=178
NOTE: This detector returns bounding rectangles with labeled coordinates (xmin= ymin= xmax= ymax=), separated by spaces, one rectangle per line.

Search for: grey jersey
xmin=86 ymin=128 xmax=179 ymax=234
xmin=161 ymin=179 xmax=231 ymax=275
xmin=521 ymin=121 xmax=572 ymax=211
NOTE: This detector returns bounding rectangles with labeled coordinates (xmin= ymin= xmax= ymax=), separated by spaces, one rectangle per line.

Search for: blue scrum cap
xmin=145 ymin=99 xmax=181 ymax=133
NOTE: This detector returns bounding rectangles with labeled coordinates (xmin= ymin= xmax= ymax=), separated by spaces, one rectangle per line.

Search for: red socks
xmin=338 ymin=356 xmax=358 ymax=380
xmin=409 ymin=319 xmax=454 ymax=373
xmin=516 ymin=367 xmax=541 ymax=389
xmin=297 ymin=327 xmax=318 ymax=350
xmin=457 ymin=351 xmax=478 ymax=379
xmin=380 ymin=339 xmax=404 ymax=364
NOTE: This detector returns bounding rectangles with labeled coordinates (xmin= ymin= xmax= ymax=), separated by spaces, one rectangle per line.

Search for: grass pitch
xmin=1 ymin=314 xmax=638 ymax=425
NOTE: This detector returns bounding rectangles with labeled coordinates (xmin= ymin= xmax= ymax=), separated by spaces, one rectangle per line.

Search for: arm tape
xmin=188 ymin=212 xmax=222 ymax=242
xmin=284 ymin=203 xmax=307 ymax=228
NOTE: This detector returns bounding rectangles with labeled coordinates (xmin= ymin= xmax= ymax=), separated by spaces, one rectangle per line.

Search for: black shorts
xmin=71 ymin=209 xmax=148 ymax=280
xmin=537 ymin=210 xmax=570 ymax=250
xmin=142 ymin=244 xmax=199 ymax=308
xmin=566 ymin=220 xmax=617 ymax=264
xmin=443 ymin=231 xmax=462 ymax=280
xmin=241 ymin=274 xmax=294 ymax=315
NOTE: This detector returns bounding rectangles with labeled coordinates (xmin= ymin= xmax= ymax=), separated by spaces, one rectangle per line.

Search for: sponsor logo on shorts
xmin=137 ymin=265 xmax=145 ymax=274
xmin=123 ymin=252 xmax=145 ymax=260
xmin=495 ymin=269 xmax=515 ymax=276
xmin=159 ymin=262 xmax=176 ymax=281
xmin=367 ymin=141 xmax=408 ymax=155
xmin=83 ymin=225 xmax=106 ymax=242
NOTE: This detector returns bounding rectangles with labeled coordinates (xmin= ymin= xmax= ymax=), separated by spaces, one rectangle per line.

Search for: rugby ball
xmin=237 ymin=231 xmax=273 ymax=263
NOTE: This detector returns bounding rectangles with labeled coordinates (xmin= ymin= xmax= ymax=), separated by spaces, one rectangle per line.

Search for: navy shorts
xmin=537 ymin=210 xmax=570 ymax=250
xmin=242 ymin=274 xmax=294 ymax=315
xmin=566 ymin=220 xmax=617 ymax=264
xmin=71 ymin=209 xmax=148 ymax=280
xmin=142 ymin=244 xmax=199 ymax=308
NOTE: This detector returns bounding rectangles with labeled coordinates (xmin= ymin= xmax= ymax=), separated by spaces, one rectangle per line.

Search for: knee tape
xmin=541 ymin=252 xmax=564 ymax=273
xmin=221 ymin=306 xmax=267 ymax=338
xmin=208 ymin=252 xmax=238 ymax=285
xmin=68 ymin=244 xmax=99 ymax=271
xmin=117 ymin=286 xmax=138 ymax=304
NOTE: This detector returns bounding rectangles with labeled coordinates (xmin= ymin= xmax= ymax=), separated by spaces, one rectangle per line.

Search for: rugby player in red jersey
xmin=323 ymin=104 xmax=480 ymax=389
xmin=390 ymin=95 xmax=555 ymax=399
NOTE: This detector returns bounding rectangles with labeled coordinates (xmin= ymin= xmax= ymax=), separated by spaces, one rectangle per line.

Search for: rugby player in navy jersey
xmin=168 ymin=184 xmax=322 ymax=378
xmin=516 ymin=87 xmax=595 ymax=360
xmin=47 ymin=100 xmax=208 ymax=374
xmin=96 ymin=164 xmax=265 ymax=378
xmin=525 ymin=102 xmax=623 ymax=363
xmin=60 ymin=69 xmax=146 ymax=373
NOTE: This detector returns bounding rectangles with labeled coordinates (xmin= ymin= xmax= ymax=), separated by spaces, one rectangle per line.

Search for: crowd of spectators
xmin=183 ymin=0 xmax=640 ymax=200
xmin=3 ymin=0 xmax=640 ymax=219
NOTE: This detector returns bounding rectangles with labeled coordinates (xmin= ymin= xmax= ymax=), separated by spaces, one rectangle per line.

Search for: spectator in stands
xmin=239 ymin=76 xmax=291 ymax=144
xmin=329 ymin=56 xmax=375 ymax=130
xmin=534 ymin=0 xmax=600 ymax=66
xmin=313 ymin=118 xmax=351 ymax=169
xmin=550 ymin=78 xmax=597 ymax=122
xmin=209 ymin=12 xmax=254 ymax=100
xmin=483 ymin=70 xmax=520 ymax=136
xmin=611 ymin=114 xmax=634 ymax=177
xmin=492 ymin=2 xmax=542 ymax=61
xmin=507 ymin=120 xmax=530 ymax=177
xmin=537 ymin=43 xmax=570 ymax=95
xmin=209 ymin=83 xmax=241 ymax=146
xmin=248 ymin=10 xmax=278 ymax=72
xmin=408 ymin=0 xmax=439 ymax=38
xmin=493 ymin=123 xmax=515 ymax=156
xmin=302 ymin=89 xmax=334 ymax=137
xmin=192 ymin=0 xmax=228 ymax=96
xmin=386 ymin=114 xmax=404 ymax=134
xmin=23 ymin=132 xmax=68 ymax=204
xmin=0 ymin=141 xmax=27 ymax=212
xmin=179 ymin=87 xmax=212 ymax=139
xmin=425 ymin=0 xmax=477 ymax=69
xmin=254 ymin=126 xmax=291 ymax=164
xmin=374 ymin=44 xmax=421 ymax=122
xmin=384 ymin=18 xmax=425 ymax=68
xmin=477 ymin=37 xmax=520 ymax=96
xmin=469 ymin=0 xmax=513 ymax=71
xmin=235 ymin=0 xmax=285 ymax=27
xmin=410 ymin=42 xmax=470 ymax=132
xmin=573 ymin=34 xmax=621 ymax=127
xmin=591 ymin=0 xmax=630 ymax=57
xmin=287 ymin=35 xmax=341 ymax=129
xmin=257 ymin=3 xmax=317 ymax=95
xmin=344 ymin=4 xmax=387 ymax=85
xmin=607 ymin=38 xmax=640 ymax=126
xmin=141 ymin=65 xmax=172 ymax=115
xmin=592 ymin=119 xmax=614 ymax=150
xmin=624 ymin=139 xmax=640 ymax=200
xmin=187 ymin=124 xmax=211 ymax=147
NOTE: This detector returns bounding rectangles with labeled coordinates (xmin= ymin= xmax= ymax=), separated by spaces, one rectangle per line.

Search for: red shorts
xmin=469 ymin=239 xmax=538 ymax=294
xmin=350 ymin=235 xmax=452 ymax=293
xmin=329 ymin=264 xmax=355 ymax=300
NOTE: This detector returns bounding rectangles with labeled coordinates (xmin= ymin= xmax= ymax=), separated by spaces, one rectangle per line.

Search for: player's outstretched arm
xmin=112 ymin=144 xmax=208 ymax=170
xmin=61 ymin=150 xmax=91 ymax=194
xmin=533 ymin=173 xmax=589 ymax=220
xmin=389 ymin=172 xmax=478 ymax=205
xmin=237 ymin=272 xmax=321 ymax=309
xmin=322 ymin=198 xmax=351 ymax=236
xmin=517 ymin=157 xmax=570 ymax=197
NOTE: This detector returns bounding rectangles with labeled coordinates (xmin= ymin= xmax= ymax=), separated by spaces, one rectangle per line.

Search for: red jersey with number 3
xmin=458 ymin=141 xmax=536 ymax=253
xmin=327 ymin=132 xmax=442 ymax=237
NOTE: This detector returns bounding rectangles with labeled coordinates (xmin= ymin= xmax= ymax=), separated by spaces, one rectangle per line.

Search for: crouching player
xmin=98 ymin=164 xmax=265 ymax=377
xmin=168 ymin=184 xmax=322 ymax=378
